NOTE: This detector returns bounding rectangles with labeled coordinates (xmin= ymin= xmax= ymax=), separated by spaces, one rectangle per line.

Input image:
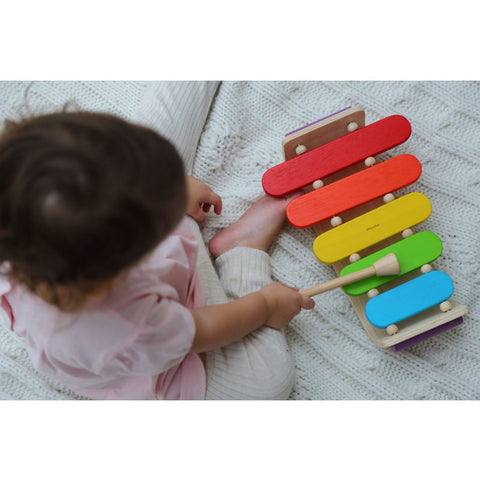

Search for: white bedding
xmin=0 ymin=80 xmax=479 ymax=400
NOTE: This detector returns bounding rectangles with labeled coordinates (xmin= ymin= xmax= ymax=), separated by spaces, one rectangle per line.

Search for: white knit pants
xmin=205 ymin=247 xmax=295 ymax=400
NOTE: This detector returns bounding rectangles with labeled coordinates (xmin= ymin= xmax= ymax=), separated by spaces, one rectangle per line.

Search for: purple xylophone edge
xmin=390 ymin=317 xmax=464 ymax=352
xmin=285 ymin=107 xmax=352 ymax=137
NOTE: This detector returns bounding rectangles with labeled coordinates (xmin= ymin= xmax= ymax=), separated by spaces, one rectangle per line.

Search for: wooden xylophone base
xmin=279 ymin=106 xmax=469 ymax=350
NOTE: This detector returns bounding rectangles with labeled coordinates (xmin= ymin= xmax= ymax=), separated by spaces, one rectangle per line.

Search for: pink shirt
xmin=0 ymin=218 xmax=207 ymax=400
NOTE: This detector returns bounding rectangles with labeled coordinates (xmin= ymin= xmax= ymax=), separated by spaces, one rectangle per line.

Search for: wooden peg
xmin=300 ymin=253 xmax=400 ymax=297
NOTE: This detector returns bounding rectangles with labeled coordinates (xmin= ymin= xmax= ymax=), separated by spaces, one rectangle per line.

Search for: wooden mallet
xmin=300 ymin=253 xmax=401 ymax=297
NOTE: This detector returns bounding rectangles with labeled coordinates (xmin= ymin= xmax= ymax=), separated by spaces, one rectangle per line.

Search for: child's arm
xmin=185 ymin=175 xmax=222 ymax=224
xmin=189 ymin=282 xmax=314 ymax=353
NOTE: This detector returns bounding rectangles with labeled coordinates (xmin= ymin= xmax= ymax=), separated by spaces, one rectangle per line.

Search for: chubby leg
xmin=205 ymin=247 xmax=296 ymax=400
xmin=208 ymin=193 xmax=301 ymax=258
xmin=205 ymin=194 xmax=299 ymax=400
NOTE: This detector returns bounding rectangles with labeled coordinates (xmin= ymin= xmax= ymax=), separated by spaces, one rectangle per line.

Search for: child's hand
xmin=258 ymin=282 xmax=315 ymax=329
xmin=185 ymin=175 xmax=222 ymax=224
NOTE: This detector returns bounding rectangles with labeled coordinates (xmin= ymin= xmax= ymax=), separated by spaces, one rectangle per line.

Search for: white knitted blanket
xmin=1 ymin=81 xmax=479 ymax=400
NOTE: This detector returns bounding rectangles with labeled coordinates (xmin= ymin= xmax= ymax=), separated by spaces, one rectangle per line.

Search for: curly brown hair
xmin=0 ymin=110 xmax=187 ymax=311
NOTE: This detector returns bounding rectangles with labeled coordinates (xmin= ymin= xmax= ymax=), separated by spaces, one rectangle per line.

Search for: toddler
xmin=0 ymin=110 xmax=314 ymax=400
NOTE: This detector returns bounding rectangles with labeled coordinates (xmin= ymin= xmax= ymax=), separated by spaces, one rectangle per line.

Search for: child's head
xmin=0 ymin=110 xmax=187 ymax=311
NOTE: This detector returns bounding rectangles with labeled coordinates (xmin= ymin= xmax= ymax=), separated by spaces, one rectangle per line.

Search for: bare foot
xmin=208 ymin=193 xmax=301 ymax=258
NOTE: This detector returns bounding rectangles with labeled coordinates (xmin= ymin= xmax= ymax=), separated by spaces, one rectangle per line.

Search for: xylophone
xmin=262 ymin=106 xmax=469 ymax=351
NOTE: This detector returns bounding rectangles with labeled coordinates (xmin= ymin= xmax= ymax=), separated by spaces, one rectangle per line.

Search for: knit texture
xmin=205 ymin=247 xmax=295 ymax=400
xmin=0 ymin=81 xmax=479 ymax=400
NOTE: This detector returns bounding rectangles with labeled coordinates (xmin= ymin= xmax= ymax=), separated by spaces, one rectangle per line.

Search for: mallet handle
xmin=300 ymin=266 xmax=376 ymax=297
